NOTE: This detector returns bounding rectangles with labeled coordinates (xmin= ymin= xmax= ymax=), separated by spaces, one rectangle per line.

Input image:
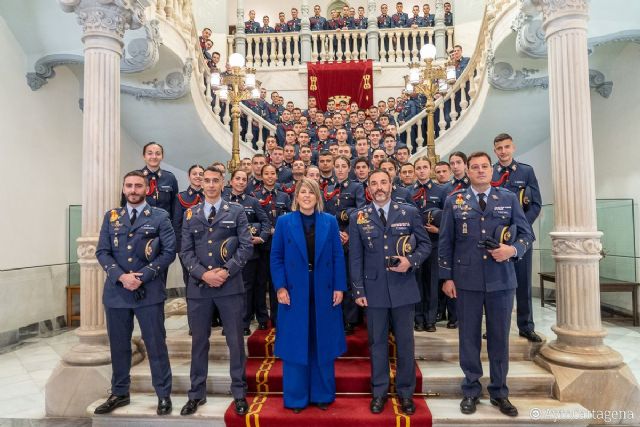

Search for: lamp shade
xmin=409 ymin=67 xmax=421 ymax=84
xmin=229 ymin=52 xmax=245 ymax=68
xmin=405 ymin=83 xmax=414 ymax=92
xmin=251 ymin=88 xmax=260 ymax=99
xmin=420 ymin=44 xmax=437 ymax=60
xmin=219 ymin=88 xmax=228 ymax=100
xmin=210 ymin=72 xmax=221 ymax=87
xmin=245 ymin=73 xmax=256 ymax=88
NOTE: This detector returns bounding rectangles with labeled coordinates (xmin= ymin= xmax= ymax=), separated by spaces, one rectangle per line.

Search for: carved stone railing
xmin=228 ymin=26 xmax=455 ymax=68
xmin=402 ymin=0 xmax=512 ymax=156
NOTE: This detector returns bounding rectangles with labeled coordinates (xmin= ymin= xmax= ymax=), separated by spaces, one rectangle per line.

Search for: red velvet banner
xmin=307 ymin=60 xmax=374 ymax=111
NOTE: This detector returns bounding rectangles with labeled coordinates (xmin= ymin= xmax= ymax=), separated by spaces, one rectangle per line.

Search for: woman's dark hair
xmin=231 ymin=169 xmax=248 ymax=179
xmin=188 ymin=164 xmax=205 ymax=174
xmin=143 ymin=142 xmax=164 ymax=155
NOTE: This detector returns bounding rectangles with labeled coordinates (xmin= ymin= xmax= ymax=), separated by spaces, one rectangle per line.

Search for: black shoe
xmin=188 ymin=329 xmax=192 ymax=336
xmin=221 ymin=329 xmax=226 ymax=336
xmin=315 ymin=402 xmax=330 ymax=410
xmin=414 ymin=322 xmax=425 ymax=332
xmin=435 ymin=312 xmax=444 ymax=322
xmin=94 ymin=394 xmax=130 ymax=414
xmin=490 ymin=397 xmax=518 ymax=417
xmin=211 ymin=319 xmax=221 ymax=327
xmin=482 ymin=333 xmax=487 ymax=340
xmin=344 ymin=323 xmax=355 ymax=336
xmin=180 ymin=398 xmax=206 ymax=416
xmin=425 ymin=323 xmax=436 ymax=332
xmin=291 ymin=407 xmax=304 ymax=413
xmin=446 ymin=321 xmax=458 ymax=329
xmin=399 ymin=397 xmax=415 ymax=415
xmin=460 ymin=396 xmax=479 ymax=414
xmin=243 ymin=328 xmax=251 ymax=336
xmin=234 ymin=398 xmax=249 ymax=415
xmin=370 ymin=396 xmax=387 ymax=414
xmin=519 ymin=330 xmax=542 ymax=343
xmin=157 ymin=397 xmax=172 ymax=416
xmin=258 ymin=322 xmax=268 ymax=330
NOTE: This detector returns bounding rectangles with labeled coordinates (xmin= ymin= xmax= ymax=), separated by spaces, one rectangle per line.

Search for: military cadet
xmin=409 ymin=157 xmax=447 ymax=331
xmin=354 ymin=6 xmax=368 ymax=29
xmin=422 ymin=4 xmax=435 ymax=27
xmin=95 ymin=171 xmax=175 ymax=416
xmin=446 ymin=151 xmax=470 ymax=194
xmin=223 ymin=170 xmax=271 ymax=335
xmin=349 ymin=169 xmax=430 ymax=415
xmin=399 ymin=162 xmax=416 ymax=188
xmin=379 ymin=159 xmax=415 ymax=205
xmin=130 ymin=142 xmax=179 ymax=223
xmin=180 ymin=166 xmax=253 ymax=417
xmin=395 ymin=145 xmax=411 ymax=166
xmin=342 ymin=5 xmax=355 ymax=29
xmin=439 ymin=151 xmax=534 ymax=417
xmin=244 ymin=10 xmax=260 ymax=33
xmin=252 ymin=164 xmax=292 ymax=327
xmin=270 ymin=146 xmax=294 ymax=184
xmin=392 ymin=2 xmax=409 ymax=27
xmin=260 ymin=15 xmax=274 ymax=33
xmin=274 ymin=11 xmax=288 ymax=33
xmin=377 ymin=3 xmax=393 ymax=28
xmin=435 ymin=161 xmax=452 ymax=185
xmin=444 ymin=2 xmax=454 ymax=26
xmin=310 ymin=4 xmax=327 ymax=30
xmin=174 ymin=165 xmax=205 ymax=289
xmin=276 ymin=110 xmax=295 ymax=146
xmin=246 ymin=153 xmax=266 ymax=195
xmin=317 ymin=151 xmax=337 ymax=189
xmin=408 ymin=5 xmax=425 ymax=27
xmin=323 ymin=156 xmax=366 ymax=334
xmin=491 ymin=133 xmax=542 ymax=342
xmin=327 ymin=8 xmax=345 ymax=30
xmin=287 ymin=7 xmax=302 ymax=32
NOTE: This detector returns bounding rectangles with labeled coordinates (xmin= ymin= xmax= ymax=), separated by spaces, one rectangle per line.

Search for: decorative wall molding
xmin=121 ymin=59 xmax=193 ymax=100
xmin=488 ymin=60 xmax=613 ymax=98
xmin=26 ymin=54 xmax=84 ymax=91
xmin=587 ymin=30 xmax=640 ymax=55
xmin=551 ymin=237 xmax=603 ymax=257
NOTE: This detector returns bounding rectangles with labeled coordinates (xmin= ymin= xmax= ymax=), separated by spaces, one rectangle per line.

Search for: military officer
xmin=391 ymin=2 xmax=409 ymax=27
xmin=491 ymin=133 xmax=542 ymax=342
xmin=408 ymin=5 xmax=425 ymax=27
xmin=310 ymin=5 xmax=327 ymax=30
xmin=444 ymin=2 xmax=454 ymax=26
xmin=223 ymin=169 xmax=271 ymax=335
xmin=439 ymin=152 xmax=534 ymax=417
xmin=349 ymin=169 xmax=431 ymax=416
xmin=179 ymin=166 xmax=253 ymax=416
xmin=95 ymin=170 xmax=175 ymax=416
xmin=174 ymin=165 xmax=205 ymax=283
xmin=244 ymin=10 xmax=260 ymax=33
xmin=323 ymin=156 xmax=366 ymax=334
xmin=377 ymin=3 xmax=393 ymax=28
xmin=354 ymin=6 xmax=368 ymax=29
xmin=409 ymin=157 xmax=447 ymax=331
xmin=379 ymin=159 xmax=415 ymax=205
xmin=252 ymin=164 xmax=292 ymax=327
xmin=287 ymin=8 xmax=302 ymax=32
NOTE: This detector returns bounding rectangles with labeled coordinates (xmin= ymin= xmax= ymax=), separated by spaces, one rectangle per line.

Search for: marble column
xmin=45 ymin=0 xmax=145 ymax=417
xmin=533 ymin=0 xmax=640 ymax=417
xmin=433 ymin=0 xmax=446 ymax=60
xmin=235 ymin=0 xmax=246 ymax=56
xmin=366 ymin=0 xmax=379 ymax=61
xmin=299 ymin=0 xmax=311 ymax=63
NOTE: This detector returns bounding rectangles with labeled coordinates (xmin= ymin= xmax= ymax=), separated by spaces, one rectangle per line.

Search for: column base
xmin=535 ymin=353 xmax=640 ymax=424
xmin=46 ymin=341 xmax=144 ymax=417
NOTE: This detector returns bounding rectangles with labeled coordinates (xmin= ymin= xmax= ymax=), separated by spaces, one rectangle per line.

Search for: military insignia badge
xmin=455 ymin=194 xmax=464 ymax=206
xmin=357 ymin=211 xmax=369 ymax=224
xmin=109 ymin=210 xmax=119 ymax=222
xmin=223 ymin=204 xmax=229 ymax=210
xmin=186 ymin=208 xmax=193 ymax=221
xmin=395 ymin=234 xmax=416 ymax=257
xmin=144 ymin=209 xmax=151 ymax=216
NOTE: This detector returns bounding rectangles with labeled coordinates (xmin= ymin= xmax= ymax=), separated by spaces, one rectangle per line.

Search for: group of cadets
xmin=242 ymin=2 xmax=455 ymax=34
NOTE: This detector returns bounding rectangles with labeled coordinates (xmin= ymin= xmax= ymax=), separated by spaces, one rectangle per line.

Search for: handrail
xmin=239 ymin=103 xmax=277 ymax=133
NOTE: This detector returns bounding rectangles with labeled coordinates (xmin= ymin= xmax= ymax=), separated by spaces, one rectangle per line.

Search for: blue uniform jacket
xmin=349 ymin=202 xmax=431 ymax=308
xmin=424 ymin=14 xmax=435 ymax=27
xmin=244 ymin=20 xmax=260 ymax=33
xmin=138 ymin=166 xmax=179 ymax=221
xmin=260 ymin=25 xmax=275 ymax=34
xmin=309 ymin=16 xmax=327 ymax=30
xmin=287 ymin=18 xmax=301 ymax=32
xmin=96 ymin=204 xmax=176 ymax=308
xmin=323 ymin=179 xmax=366 ymax=230
xmin=407 ymin=15 xmax=424 ymax=27
xmin=491 ymin=160 xmax=542 ymax=226
xmin=173 ymin=187 xmax=204 ymax=253
xmin=392 ymin=12 xmax=409 ymax=27
xmin=252 ymin=187 xmax=292 ymax=240
xmin=377 ymin=15 xmax=392 ymax=28
xmin=271 ymin=212 xmax=347 ymax=365
xmin=438 ymin=187 xmax=534 ymax=292
xmin=180 ymin=201 xmax=253 ymax=298
xmin=223 ymin=192 xmax=271 ymax=260
xmin=354 ymin=17 xmax=368 ymax=29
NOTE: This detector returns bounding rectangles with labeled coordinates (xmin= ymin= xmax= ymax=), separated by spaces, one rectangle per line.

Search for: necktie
xmin=208 ymin=206 xmax=216 ymax=224
xmin=130 ymin=208 xmax=137 ymax=225
xmin=379 ymin=208 xmax=387 ymax=227
xmin=479 ymin=193 xmax=487 ymax=211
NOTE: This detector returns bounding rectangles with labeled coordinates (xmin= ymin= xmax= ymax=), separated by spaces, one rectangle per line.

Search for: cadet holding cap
xmin=349 ymin=169 xmax=431 ymax=416
xmin=95 ymin=170 xmax=176 ymax=416
xmin=179 ymin=166 xmax=254 ymax=417
xmin=439 ymin=152 xmax=534 ymax=418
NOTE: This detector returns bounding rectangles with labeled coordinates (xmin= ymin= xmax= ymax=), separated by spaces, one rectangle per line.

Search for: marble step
xmin=89 ymin=393 xmax=590 ymax=427
xmin=163 ymin=327 xmax=545 ymax=362
xmin=129 ymin=358 xmax=554 ymax=397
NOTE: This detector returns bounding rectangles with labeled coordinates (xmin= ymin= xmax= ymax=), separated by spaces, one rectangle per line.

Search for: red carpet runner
xmin=224 ymin=325 xmax=432 ymax=427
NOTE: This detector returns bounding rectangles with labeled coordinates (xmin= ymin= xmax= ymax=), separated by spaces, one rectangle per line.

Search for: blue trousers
xmin=457 ymin=288 xmax=514 ymax=399
xmin=105 ymin=303 xmax=172 ymax=398
xmin=283 ymin=358 xmax=335 ymax=408
xmin=415 ymin=249 xmax=439 ymax=325
xmin=514 ymin=249 xmax=535 ymax=332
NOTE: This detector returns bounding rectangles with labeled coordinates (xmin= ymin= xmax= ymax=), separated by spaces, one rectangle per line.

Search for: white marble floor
xmin=0 ymin=298 xmax=638 ymax=422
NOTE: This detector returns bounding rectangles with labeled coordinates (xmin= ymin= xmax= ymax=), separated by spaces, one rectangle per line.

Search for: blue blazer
xmin=270 ymin=211 xmax=347 ymax=365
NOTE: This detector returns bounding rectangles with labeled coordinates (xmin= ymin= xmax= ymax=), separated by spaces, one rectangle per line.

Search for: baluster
xmin=164 ymin=0 xmax=174 ymax=20
xmin=269 ymin=35 xmax=277 ymax=66
xmin=311 ymin=33 xmax=318 ymax=61
xmin=415 ymin=119 xmax=424 ymax=151
xmin=469 ymin=71 xmax=478 ymax=99
xmin=335 ymin=32 xmax=344 ymax=61
xmin=319 ymin=34 xmax=328 ymax=62
xmin=156 ymin=0 xmax=166 ymax=17
xmin=449 ymin=90 xmax=459 ymax=124
xmin=213 ymin=91 xmax=221 ymax=117
xmin=257 ymin=123 xmax=265 ymax=152
xmin=246 ymin=116 xmax=254 ymax=146
xmin=411 ymin=30 xmax=419 ymax=62
xmin=277 ymin=36 xmax=285 ymax=66
xmin=327 ymin=34 xmax=335 ymax=61
xmin=438 ymin=102 xmax=446 ymax=133
xmin=447 ymin=28 xmax=454 ymax=49
xmin=222 ymin=100 xmax=231 ymax=126
xmin=293 ymin=34 xmax=300 ymax=65
xmin=246 ymin=37 xmax=254 ymax=68
xmin=344 ymin=32 xmax=352 ymax=61
xmin=285 ymin=35 xmax=292 ymax=66
xmin=379 ymin=32 xmax=387 ymax=63
xmin=227 ymin=36 xmax=234 ymax=59
xmin=359 ymin=32 xmax=367 ymax=60
xmin=260 ymin=35 xmax=268 ymax=67
xmin=459 ymin=79 xmax=469 ymax=112
xmin=387 ymin=31 xmax=396 ymax=63
xmin=402 ymin=30 xmax=410 ymax=62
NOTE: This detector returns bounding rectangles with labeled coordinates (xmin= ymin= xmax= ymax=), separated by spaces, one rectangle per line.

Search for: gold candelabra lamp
xmin=211 ymin=53 xmax=261 ymax=173
xmin=404 ymin=44 xmax=457 ymax=173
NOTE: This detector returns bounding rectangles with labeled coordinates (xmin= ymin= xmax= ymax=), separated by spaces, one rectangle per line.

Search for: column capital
xmin=533 ymin=0 xmax=589 ymax=37
xmin=59 ymin=0 xmax=146 ymax=41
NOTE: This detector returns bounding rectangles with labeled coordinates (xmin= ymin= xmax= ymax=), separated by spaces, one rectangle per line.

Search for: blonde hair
xmin=291 ymin=177 xmax=324 ymax=212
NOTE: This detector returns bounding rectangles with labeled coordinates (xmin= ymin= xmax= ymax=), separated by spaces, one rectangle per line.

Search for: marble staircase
xmin=90 ymin=314 xmax=591 ymax=426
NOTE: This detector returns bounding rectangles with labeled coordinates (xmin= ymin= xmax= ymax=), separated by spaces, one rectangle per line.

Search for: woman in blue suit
xmin=270 ymin=177 xmax=347 ymax=413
